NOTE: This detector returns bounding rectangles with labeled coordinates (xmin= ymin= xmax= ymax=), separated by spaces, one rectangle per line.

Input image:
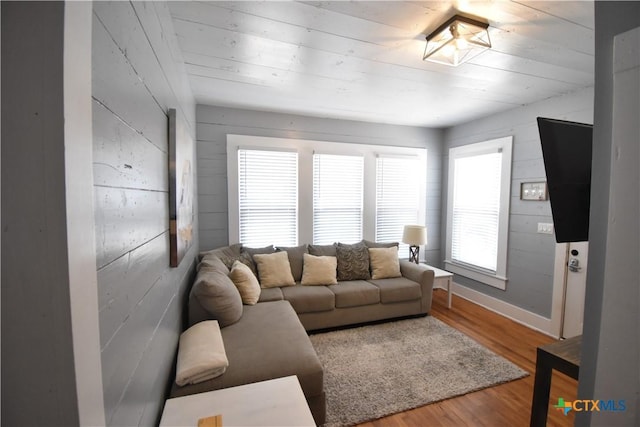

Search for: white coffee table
xmin=423 ymin=264 xmax=454 ymax=309
xmin=160 ymin=376 xmax=316 ymax=427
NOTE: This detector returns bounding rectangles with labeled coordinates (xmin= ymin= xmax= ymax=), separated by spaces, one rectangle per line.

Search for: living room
xmin=2 ymin=1 xmax=639 ymax=427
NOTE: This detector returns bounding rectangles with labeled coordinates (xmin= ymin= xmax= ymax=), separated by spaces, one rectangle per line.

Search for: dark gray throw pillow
xmin=336 ymin=241 xmax=371 ymax=281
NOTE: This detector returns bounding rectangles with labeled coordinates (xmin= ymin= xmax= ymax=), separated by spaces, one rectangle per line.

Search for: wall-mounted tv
xmin=537 ymin=117 xmax=593 ymax=243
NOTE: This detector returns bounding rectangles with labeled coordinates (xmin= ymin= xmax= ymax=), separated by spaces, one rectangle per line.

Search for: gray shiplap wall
xmin=92 ymin=2 xmax=196 ymax=426
xmin=197 ymin=105 xmax=443 ymax=263
xmin=443 ymin=87 xmax=594 ymax=317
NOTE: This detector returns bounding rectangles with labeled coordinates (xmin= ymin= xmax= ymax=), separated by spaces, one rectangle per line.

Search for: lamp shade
xmin=402 ymin=225 xmax=427 ymax=246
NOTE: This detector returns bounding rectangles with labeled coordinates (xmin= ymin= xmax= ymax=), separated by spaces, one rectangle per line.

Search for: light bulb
xmin=442 ymin=44 xmax=456 ymax=56
xmin=455 ymin=37 xmax=468 ymax=50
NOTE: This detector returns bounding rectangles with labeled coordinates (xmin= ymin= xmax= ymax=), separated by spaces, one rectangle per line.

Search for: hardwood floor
xmin=356 ymin=289 xmax=578 ymax=427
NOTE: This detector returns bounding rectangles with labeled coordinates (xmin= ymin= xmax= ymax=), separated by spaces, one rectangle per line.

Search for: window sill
xmin=444 ymin=260 xmax=507 ymax=290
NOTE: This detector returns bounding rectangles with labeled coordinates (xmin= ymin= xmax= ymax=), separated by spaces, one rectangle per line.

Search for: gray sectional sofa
xmin=170 ymin=242 xmax=435 ymax=425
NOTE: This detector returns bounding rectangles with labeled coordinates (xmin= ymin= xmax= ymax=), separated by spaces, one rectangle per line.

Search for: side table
xmin=529 ymin=335 xmax=581 ymax=427
xmin=160 ymin=376 xmax=316 ymax=427
xmin=422 ymin=263 xmax=454 ymax=309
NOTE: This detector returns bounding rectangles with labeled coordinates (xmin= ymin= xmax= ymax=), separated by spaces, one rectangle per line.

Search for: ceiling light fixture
xmin=423 ymin=14 xmax=491 ymax=66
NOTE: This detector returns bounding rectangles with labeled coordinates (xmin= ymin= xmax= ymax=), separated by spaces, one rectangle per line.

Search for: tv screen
xmin=537 ymin=117 xmax=593 ymax=243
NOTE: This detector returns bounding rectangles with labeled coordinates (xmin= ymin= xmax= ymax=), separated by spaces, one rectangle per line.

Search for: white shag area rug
xmin=309 ymin=316 xmax=528 ymax=427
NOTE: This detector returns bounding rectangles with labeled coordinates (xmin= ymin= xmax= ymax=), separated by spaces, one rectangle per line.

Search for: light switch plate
xmin=521 ymin=182 xmax=548 ymax=201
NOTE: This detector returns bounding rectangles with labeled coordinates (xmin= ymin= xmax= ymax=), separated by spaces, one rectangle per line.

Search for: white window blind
xmin=313 ymin=153 xmax=364 ymax=244
xmin=375 ymin=156 xmax=420 ymax=254
xmin=451 ymin=152 xmax=502 ymax=272
xmin=238 ymin=149 xmax=298 ymax=247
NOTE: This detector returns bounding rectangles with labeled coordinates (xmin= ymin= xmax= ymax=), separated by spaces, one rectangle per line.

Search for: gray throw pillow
xmin=308 ymin=243 xmax=337 ymax=257
xmin=276 ymin=244 xmax=308 ymax=282
xmin=199 ymin=243 xmax=243 ymax=269
xmin=243 ymin=245 xmax=276 ymax=256
xmin=191 ymin=267 xmax=243 ymax=327
xmin=199 ymin=253 xmax=231 ymax=273
xmin=363 ymin=240 xmax=399 ymax=249
xmin=241 ymin=245 xmax=276 ymax=276
xmin=336 ymin=241 xmax=371 ymax=281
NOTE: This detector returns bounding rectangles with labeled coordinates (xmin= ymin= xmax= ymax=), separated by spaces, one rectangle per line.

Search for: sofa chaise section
xmin=170 ymin=300 xmax=326 ymax=424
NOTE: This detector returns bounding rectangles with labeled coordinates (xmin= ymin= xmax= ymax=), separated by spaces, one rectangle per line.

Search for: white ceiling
xmin=168 ymin=1 xmax=594 ymax=128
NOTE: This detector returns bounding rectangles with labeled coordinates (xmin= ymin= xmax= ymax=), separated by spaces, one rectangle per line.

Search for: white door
xmin=561 ymin=241 xmax=589 ymax=338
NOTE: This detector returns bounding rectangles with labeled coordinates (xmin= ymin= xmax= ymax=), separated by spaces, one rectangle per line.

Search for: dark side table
xmin=530 ymin=335 xmax=581 ymax=427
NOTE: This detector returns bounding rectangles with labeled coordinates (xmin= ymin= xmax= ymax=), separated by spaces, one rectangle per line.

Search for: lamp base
xmin=409 ymin=245 xmax=420 ymax=264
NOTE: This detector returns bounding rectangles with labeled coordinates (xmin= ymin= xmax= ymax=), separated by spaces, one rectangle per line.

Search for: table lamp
xmin=402 ymin=225 xmax=427 ymax=264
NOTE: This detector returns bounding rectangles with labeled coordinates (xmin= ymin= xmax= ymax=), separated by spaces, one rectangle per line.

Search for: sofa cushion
xmin=368 ymin=277 xmax=422 ymax=303
xmin=253 ymin=251 xmax=296 ymax=288
xmin=308 ymin=244 xmax=337 ymax=257
xmin=228 ymin=261 xmax=261 ymax=305
xmin=200 ymin=243 xmax=243 ymax=269
xmin=301 ymin=254 xmax=338 ymax=286
xmin=282 ymin=285 xmax=335 ymax=314
xmin=242 ymin=245 xmax=276 ymax=275
xmin=336 ymin=241 xmax=371 ymax=281
xmin=199 ymin=253 xmax=231 ymax=274
xmin=363 ymin=240 xmax=399 ymax=248
xmin=243 ymin=245 xmax=276 ymax=257
xmin=191 ymin=267 xmax=243 ymax=327
xmin=276 ymin=244 xmax=308 ymax=282
xmin=171 ymin=301 xmax=324 ymax=400
xmin=257 ymin=287 xmax=284 ymax=302
xmin=369 ymin=246 xmax=401 ymax=280
xmin=328 ymin=280 xmax=380 ymax=308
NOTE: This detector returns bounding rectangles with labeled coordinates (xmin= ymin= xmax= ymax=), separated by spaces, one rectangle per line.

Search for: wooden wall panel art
xmin=168 ymin=108 xmax=194 ymax=267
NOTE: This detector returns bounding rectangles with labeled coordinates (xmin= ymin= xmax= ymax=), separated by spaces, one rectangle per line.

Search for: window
xmin=238 ymin=149 xmax=298 ymax=247
xmin=445 ymin=136 xmax=512 ymax=289
xmin=313 ymin=153 xmax=364 ymax=244
xmin=375 ymin=156 xmax=421 ymax=255
xmin=227 ymin=135 xmax=427 ymax=248
xmin=451 ymin=152 xmax=502 ymax=271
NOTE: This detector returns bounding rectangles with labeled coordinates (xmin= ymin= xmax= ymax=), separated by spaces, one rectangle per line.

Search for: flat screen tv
xmin=537 ymin=117 xmax=593 ymax=243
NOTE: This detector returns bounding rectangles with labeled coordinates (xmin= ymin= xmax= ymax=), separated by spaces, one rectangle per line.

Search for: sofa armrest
xmin=400 ymin=261 xmax=435 ymax=314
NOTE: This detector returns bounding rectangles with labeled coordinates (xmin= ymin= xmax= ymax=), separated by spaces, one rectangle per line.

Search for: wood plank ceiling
xmin=168 ymin=1 xmax=594 ymax=128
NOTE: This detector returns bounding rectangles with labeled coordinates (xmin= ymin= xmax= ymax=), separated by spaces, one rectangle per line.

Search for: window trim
xmin=444 ymin=136 xmax=513 ymax=290
xmin=227 ymin=134 xmax=427 ymax=247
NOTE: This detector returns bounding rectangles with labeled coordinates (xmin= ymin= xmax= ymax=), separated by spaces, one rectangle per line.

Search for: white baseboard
xmin=451 ymin=282 xmax=557 ymax=338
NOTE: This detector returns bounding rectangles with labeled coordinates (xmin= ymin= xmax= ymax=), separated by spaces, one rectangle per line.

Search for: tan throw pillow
xmin=301 ymin=254 xmax=338 ymax=286
xmin=369 ymin=247 xmax=401 ymax=279
xmin=228 ymin=261 xmax=261 ymax=305
xmin=253 ymin=251 xmax=296 ymax=288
